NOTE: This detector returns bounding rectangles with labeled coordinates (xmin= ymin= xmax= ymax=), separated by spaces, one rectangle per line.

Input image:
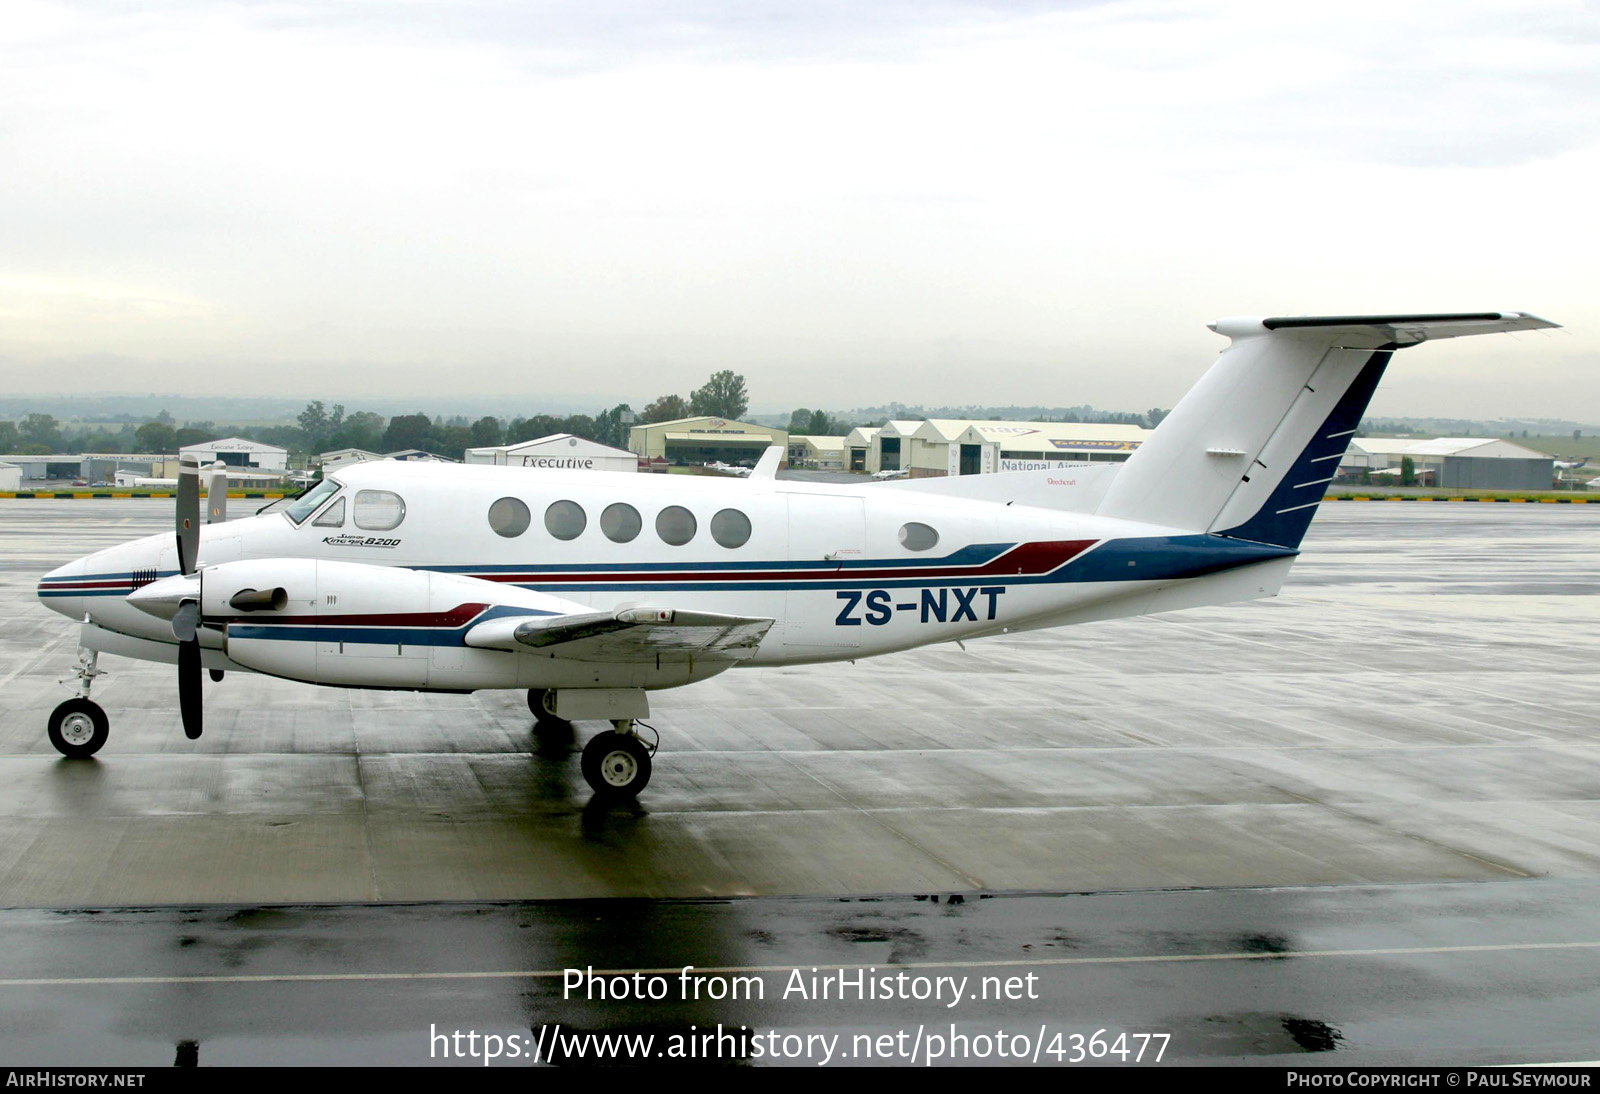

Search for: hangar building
xmin=465 ymin=434 xmax=638 ymax=473
xmin=845 ymin=426 xmax=879 ymax=472
xmin=319 ymin=448 xmax=383 ymax=474
xmin=178 ymin=437 xmax=289 ymax=472
xmin=871 ymin=420 xmax=1150 ymax=478
xmin=3 ymin=453 xmax=167 ymax=482
xmin=1341 ymin=438 xmax=1554 ymax=490
xmin=788 ymin=436 xmax=847 ymax=471
xmin=629 ymin=416 xmax=788 ymax=468
xmin=962 ymin=422 xmax=1148 ymax=475
xmin=865 ymin=421 xmax=924 ymax=475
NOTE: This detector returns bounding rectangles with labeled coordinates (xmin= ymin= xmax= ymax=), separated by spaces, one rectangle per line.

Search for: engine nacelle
xmin=195 ymin=557 xmax=716 ymax=693
xmin=205 ymin=558 xmax=499 ymax=689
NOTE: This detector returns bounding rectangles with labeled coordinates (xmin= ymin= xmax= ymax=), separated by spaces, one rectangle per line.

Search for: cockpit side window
xmin=312 ymin=497 xmax=346 ymax=527
xmin=284 ymin=479 xmax=342 ymax=526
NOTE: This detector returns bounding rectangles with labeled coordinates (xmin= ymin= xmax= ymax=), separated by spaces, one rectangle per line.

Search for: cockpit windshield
xmin=283 ymin=478 xmax=342 ymax=525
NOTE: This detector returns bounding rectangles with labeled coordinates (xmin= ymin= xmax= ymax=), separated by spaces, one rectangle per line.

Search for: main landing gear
xmin=581 ymin=724 xmax=655 ymax=800
xmin=527 ymin=688 xmax=571 ymax=730
xmin=528 ymin=689 xmax=656 ymax=800
xmin=48 ymin=648 xmax=108 ymax=759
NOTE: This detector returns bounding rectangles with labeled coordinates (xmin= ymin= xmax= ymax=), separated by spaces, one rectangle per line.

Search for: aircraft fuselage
xmin=38 ymin=459 xmax=1293 ymax=693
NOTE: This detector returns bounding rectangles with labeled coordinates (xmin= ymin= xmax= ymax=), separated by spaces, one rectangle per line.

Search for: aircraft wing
xmin=463 ymin=607 xmax=774 ymax=663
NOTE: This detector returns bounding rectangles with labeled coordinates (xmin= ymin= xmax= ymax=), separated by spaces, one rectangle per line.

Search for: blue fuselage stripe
xmin=42 ymin=538 xmax=1295 ymax=622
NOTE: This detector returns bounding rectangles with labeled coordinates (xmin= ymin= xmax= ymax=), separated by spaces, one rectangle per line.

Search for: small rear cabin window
xmin=899 ymin=522 xmax=938 ymax=552
xmin=353 ymin=490 xmax=406 ymax=531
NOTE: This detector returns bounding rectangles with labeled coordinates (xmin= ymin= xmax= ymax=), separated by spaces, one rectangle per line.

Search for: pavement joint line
xmin=3 ymin=742 xmax=1581 ymax=761
xmin=351 ymin=749 xmax=383 ymax=903
xmin=1150 ymin=615 xmax=1567 ymax=716
xmin=5 ymin=940 xmax=1600 ymax=988
xmin=765 ymin=743 xmax=987 ymax=891
xmin=1268 ymin=784 xmax=1535 ymax=880
xmin=0 ymin=801 xmax=1589 ymax=824
xmin=0 ymin=629 xmax=73 ymax=692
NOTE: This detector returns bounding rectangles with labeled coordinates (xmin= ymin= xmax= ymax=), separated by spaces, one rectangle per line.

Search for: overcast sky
xmin=0 ymin=0 xmax=1595 ymax=419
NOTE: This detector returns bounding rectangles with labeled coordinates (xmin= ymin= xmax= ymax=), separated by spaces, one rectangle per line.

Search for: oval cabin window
xmin=601 ymin=502 xmax=642 ymax=543
xmin=655 ymin=505 xmax=697 ymax=546
xmin=544 ymin=500 xmax=587 ymax=541
xmin=488 ymin=497 xmax=531 ymax=538
xmin=710 ymin=508 xmax=751 ymax=549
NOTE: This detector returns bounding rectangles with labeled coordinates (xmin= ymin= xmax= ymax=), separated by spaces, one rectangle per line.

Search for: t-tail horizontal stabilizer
xmin=1095 ymin=312 xmax=1558 ymax=549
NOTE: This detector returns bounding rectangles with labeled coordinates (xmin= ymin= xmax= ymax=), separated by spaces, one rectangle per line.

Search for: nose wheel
xmin=49 ymin=647 xmax=109 ymax=758
xmin=580 ymin=724 xmax=654 ymax=800
xmin=48 ymin=698 xmax=108 ymax=759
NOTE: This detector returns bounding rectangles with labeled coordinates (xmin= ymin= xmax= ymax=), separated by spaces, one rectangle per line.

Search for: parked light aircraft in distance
xmin=37 ymin=312 xmax=1555 ymax=799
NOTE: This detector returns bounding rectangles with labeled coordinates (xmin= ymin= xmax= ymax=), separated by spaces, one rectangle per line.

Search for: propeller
xmin=175 ymin=454 xmax=203 ymax=740
xmin=206 ymin=460 xmax=228 ymax=525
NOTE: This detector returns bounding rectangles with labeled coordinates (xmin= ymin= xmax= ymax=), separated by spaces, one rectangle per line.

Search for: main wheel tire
xmin=48 ymin=698 xmax=109 ymax=759
xmin=580 ymin=731 xmax=652 ymax=799
xmin=527 ymin=689 xmax=572 ymax=729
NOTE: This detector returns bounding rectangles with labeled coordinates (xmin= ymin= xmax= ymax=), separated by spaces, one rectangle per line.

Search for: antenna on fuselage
xmin=749 ymin=445 xmax=783 ymax=482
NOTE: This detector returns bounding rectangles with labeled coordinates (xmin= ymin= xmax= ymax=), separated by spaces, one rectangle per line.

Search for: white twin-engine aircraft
xmin=37 ymin=313 xmax=1555 ymax=799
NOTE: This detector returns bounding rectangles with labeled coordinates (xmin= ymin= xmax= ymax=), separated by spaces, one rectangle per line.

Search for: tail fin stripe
xmin=1214 ymin=349 xmax=1394 ymax=547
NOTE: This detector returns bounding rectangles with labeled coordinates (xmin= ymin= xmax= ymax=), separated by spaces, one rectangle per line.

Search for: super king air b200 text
xmin=37 ymin=313 xmax=1556 ymax=799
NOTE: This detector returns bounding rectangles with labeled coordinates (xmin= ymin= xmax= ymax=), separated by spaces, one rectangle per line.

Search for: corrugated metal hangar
xmin=628 ymin=416 xmax=789 ymax=467
xmin=867 ymin=420 xmax=1150 ymax=477
xmin=1341 ymin=438 xmax=1554 ymax=490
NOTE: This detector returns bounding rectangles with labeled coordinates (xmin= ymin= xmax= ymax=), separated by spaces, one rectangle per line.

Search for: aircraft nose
xmin=37 ymin=557 xmax=90 ymax=617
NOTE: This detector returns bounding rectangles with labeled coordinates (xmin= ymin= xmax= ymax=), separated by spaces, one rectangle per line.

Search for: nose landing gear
xmin=48 ymin=648 xmax=108 ymax=759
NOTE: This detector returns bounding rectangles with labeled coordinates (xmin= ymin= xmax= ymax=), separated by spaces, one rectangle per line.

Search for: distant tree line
xmin=0 ymin=367 xmax=1178 ymax=463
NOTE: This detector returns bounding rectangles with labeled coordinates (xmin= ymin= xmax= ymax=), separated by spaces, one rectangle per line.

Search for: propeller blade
xmin=179 ymin=639 xmax=202 ymax=740
xmin=176 ymin=454 xmax=201 ymax=575
xmin=171 ymin=600 xmax=199 ymax=643
xmin=206 ymin=461 xmax=228 ymax=525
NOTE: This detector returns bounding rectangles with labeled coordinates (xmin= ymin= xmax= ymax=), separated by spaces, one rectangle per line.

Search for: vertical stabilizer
xmin=1095 ymin=313 xmax=1557 ymax=548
